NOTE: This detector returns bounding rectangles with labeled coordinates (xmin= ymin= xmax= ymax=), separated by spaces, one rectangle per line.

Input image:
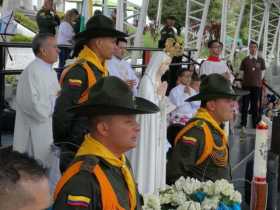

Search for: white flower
xmin=230 ymin=190 xmax=242 ymax=203
xmin=201 ymin=180 xmax=215 ymax=196
xmin=159 ymin=185 xmax=176 ymax=204
xmin=181 ymin=177 xmax=202 ymax=195
xmin=201 ymin=196 xmax=219 ymax=210
xmin=214 ymin=179 xmax=234 ymax=196
xmin=177 ymin=201 xmax=201 ymax=210
xmin=142 ymin=194 xmax=161 ymax=210
xmin=175 ymin=176 xmax=187 ymax=191
xmin=170 ymin=190 xmax=187 ymax=206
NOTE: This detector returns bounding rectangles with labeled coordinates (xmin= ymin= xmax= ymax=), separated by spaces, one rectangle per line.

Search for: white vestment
xmin=169 ymin=84 xmax=200 ymax=119
xmin=199 ymin=60 xmax=234 ymax=83
xmin=107 ymin=56 xmax=139 ymax=96
xmin=13 ymin=58 xmax=60 ymax=167
xmin=128 ymin=52 xmax=169 ymax=194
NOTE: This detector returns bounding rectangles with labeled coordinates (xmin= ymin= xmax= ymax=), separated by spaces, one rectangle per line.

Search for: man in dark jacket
xmin=36 ymin=0 xmax=60 ymax=35
xmin=53 ymin=76 xmax=159 ymax=210
xmin=53 ymin=14 xmax=127 ymax=171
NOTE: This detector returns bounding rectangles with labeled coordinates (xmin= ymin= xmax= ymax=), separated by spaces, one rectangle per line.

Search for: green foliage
xmin=143 ymin=31 xmax=159 ymax=48
xmin=148 ymin=0 xmax=186 ymax=26
xmin=5 ymin=75 xmax=18 ymax=88
xmin=208 ymin=0 xmax=222 ymax=22
xmin=10 ymin=34 xmax=33 ymax=43
xmin=14 ymin=11 xmax=38 ymax=33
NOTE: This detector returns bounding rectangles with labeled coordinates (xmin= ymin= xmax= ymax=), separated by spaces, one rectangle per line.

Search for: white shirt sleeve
xmin=57 ymin=22 xmax=75 ymax=45
xmin=199 ymin=61 xmax=207 ymax=76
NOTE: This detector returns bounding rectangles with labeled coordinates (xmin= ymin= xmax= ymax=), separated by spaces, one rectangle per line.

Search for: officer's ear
xmin=96 ymin=120 xmax=110 ymax=137
xmin=39 ymin=47 xmax=47 ymax=56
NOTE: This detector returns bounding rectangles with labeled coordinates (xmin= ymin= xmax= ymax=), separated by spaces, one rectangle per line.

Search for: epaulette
xmin=74 ymin=155 xmax=99 ymax=173
xmin=194 ymin=120 xmax=206 ymax=127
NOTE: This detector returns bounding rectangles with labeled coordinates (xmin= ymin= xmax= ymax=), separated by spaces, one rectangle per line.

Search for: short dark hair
xmin=177 ymin=68 xmax=188 ymax=78
xmin=32 ymin=33 xmax=54 ymax=55
xmin=166 ymin=15 xmax=176 ymax=21
xmin=201 ymin=100 xmax=207 ymax=108
xmin=0 ymin=151 xmax=47 ymax=184
xmin=71 ymin=8 xmax=79 ymax=15
xmin=249 ymin=40 xmax=258 ymax=48
xmin=94 ymin=10 xmax=102 ymax=16
xmin=0 ymin=151 xmax=48 ymax=209
xmin=207 ymin=39 xmax=221 ymax=48
xmin=116 ymin=37 xmax=127 ymax=45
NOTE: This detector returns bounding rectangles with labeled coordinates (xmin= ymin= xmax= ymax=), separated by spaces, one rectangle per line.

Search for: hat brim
xmin=186 ymin=88 xmax=249 ymax=102
xmin=75 ymin=28 xmax=127 ymax=40
xmin=68 ymin=97 xmax=159 ymax=116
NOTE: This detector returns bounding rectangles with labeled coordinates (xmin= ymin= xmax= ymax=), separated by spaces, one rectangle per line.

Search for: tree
xmin=148 ymin=0 xmax=186 ymax=26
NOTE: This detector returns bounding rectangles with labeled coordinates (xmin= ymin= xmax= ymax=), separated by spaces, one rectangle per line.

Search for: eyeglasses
xmin=211 ymin=45 xmax=222 ymax=49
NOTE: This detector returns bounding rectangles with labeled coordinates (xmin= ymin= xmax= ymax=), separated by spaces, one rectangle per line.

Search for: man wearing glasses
xmin=199 ymin=40 xmax=234 ymax=83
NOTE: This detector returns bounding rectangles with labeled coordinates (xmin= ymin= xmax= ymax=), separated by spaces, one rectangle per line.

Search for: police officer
xmin=166 ymin=74 xmax=247 ymax=184
xmin=36 ymin=0 xmax=60 ymax=35
xmin=53 ymin=15 xmax=127 ymax=171
xmin=53 ymin=76 xmax=159 ymax=210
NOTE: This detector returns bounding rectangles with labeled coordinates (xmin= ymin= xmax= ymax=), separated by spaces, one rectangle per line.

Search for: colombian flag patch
xmin=182 ymin=136 xmax=197 ymax=145
xmin=68 ymin=79 xmax=82 ymax=87
xmin=66 ymin=195 xmax=91 ymax=207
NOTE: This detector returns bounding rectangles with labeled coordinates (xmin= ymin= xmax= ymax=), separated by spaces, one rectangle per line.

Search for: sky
xmin=130 ymin=0 xmax=142 ymax=6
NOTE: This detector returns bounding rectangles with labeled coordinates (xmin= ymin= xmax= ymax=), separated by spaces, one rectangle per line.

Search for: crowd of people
xmin=0 ymin=0 xmax=275 ymax=209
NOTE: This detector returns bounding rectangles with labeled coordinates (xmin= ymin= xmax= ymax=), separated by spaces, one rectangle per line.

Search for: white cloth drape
xmin=127 ymin=52 xmax=170 ymax=194
xmin=13 ymin=58 xmax=60 ymax=167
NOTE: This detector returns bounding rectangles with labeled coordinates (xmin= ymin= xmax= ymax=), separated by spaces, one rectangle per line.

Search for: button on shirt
xmin=107 ymin=56 xmax=139 ymax=95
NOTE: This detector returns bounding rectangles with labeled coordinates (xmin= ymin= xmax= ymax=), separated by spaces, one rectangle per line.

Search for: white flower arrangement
xmin=142 ymin=177 xmax=242 ymax=210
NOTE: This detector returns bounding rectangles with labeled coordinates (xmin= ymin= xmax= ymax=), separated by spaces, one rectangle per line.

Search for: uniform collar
xmin=78 ymin=46 xmax=108 ymax=76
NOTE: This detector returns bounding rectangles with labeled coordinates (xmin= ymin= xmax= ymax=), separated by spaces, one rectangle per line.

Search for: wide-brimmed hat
xmin=73 ymin=15 xmax=128 ymax=57
xmin=75 ymin=14 xmax=127 ymax=40
xmin=69 ymin=76 xmax=159 ymax=116
xmin=186 ymin=74 xmax=248 ymax=102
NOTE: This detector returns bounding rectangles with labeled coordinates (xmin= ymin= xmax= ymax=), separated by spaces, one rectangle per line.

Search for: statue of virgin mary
xmin=128 ymin=51 xmax=171 ymax=194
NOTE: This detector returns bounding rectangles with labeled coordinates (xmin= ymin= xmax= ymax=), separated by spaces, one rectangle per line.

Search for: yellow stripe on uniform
xmin=67 ymin=195 xmax=91 ymax=203
xmin=69 ymin=79 xmax=83 ymax=84
xmin=182 ymin=136 xmax=197 ymax=143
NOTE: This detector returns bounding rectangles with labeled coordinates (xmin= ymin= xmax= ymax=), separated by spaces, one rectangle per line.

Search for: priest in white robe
xmin=13 ymin=33 xmax=60 ymax=167
xmin=127 ymin=51 xmax=172 ymax=194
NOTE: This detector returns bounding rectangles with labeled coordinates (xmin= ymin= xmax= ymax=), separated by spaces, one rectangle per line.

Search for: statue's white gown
xmin=128 ymin=52 xmax=168 ymax=194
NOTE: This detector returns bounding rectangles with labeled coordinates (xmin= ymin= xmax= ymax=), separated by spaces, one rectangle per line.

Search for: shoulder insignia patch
xmin=195 ymin=120 xmax=205 ymax=127
xmin=68 ymin=79 xmax=82 ymax=87
xmin=67 ymin=195 xmax=91 ymax=207
xmin=182 ymin=136 xmax=197 ymax=145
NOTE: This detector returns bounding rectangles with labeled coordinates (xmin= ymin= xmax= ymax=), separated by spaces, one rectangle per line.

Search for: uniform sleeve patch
xmin=68 ymin=79 xmax=82 ymax=87
xmin=67 ymin=195 xmax=91 ymax=207
xmin=182 ymin=136 xmax=197 ymax=145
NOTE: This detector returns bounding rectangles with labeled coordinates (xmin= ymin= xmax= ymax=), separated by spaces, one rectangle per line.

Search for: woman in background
xmin=57 ymin=9 xmax=78 ymax=73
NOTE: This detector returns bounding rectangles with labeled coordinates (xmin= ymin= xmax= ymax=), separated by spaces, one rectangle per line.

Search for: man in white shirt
xmin=107 ymin=38 xmax=139 ymax=95
xmin=199 ymin=40 xmax=234 ymax=83
xmin=169 ymin=69 xmax=200 ymax=124
xmin=13 ymin=33 xmax=60 ymax=166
